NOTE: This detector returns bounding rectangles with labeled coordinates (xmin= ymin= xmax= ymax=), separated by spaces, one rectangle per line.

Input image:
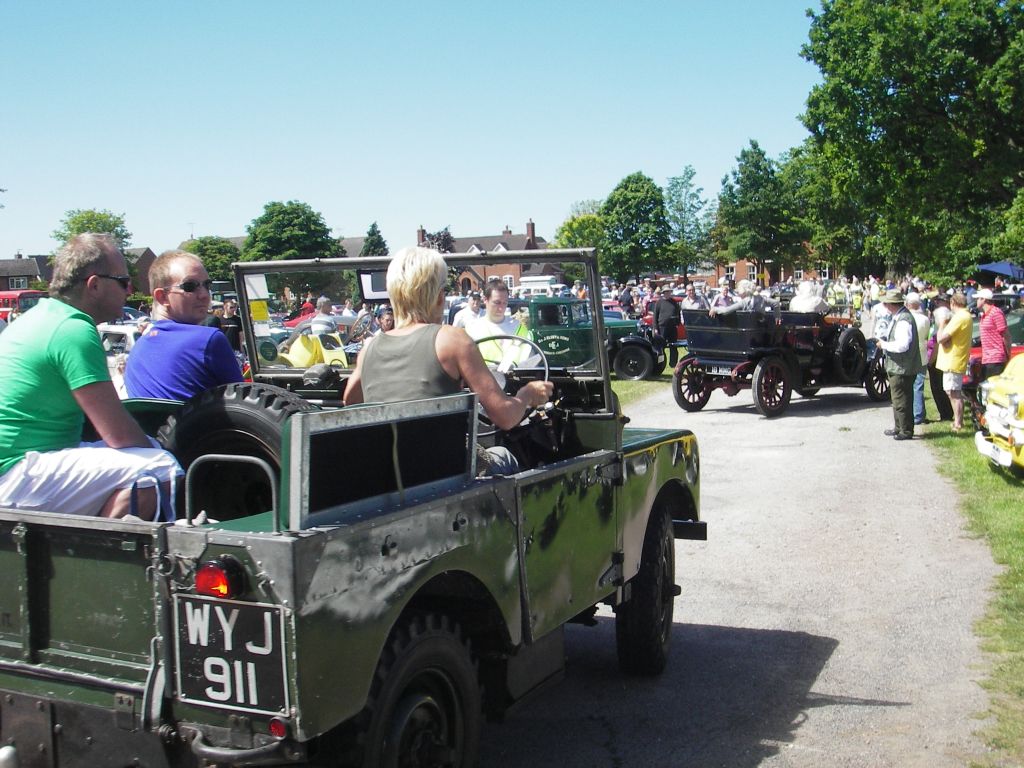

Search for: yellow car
xmin=975 ymin=354 xmax=1024 ymax=473
xmin=276 ymin=331 xmax=348 ymax=368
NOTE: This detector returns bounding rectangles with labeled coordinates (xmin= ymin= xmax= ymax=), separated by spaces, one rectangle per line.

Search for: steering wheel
xmin=472 ymin=334 xmax=551 ymax=437
xmin=347 ymin=314 xmax=374 ymax=344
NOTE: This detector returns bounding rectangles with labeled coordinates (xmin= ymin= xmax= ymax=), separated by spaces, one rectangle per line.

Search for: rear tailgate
xmin=0 ymin=511 xmax=164 ymax=691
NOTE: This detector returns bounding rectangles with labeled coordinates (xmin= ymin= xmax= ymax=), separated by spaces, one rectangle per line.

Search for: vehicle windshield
xmin=19 ymin=293 xmax=43 ymax=311
xmin=234 ymin=251 xmax=606 ymax=379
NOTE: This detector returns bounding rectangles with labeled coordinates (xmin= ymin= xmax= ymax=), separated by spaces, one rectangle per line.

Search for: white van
xmin=515 ymin=276 xmax=567 ymax=298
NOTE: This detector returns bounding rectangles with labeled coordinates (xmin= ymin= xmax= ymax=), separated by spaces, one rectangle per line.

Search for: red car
xmin=283 ymin=304 xmax=316 ymax=328
xmin=640 ymin=295 xmax=688 ymax=346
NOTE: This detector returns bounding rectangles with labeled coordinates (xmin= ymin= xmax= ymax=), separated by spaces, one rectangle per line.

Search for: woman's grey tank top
xmin=360 ymin=325 xmax=462 ymax=403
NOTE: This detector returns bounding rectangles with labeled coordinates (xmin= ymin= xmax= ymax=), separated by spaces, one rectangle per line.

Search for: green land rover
xmin=0 ymin=249 xmax=703 ymax=767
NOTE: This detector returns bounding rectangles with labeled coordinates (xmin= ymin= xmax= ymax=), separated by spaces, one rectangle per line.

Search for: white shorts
xmin=0 ymin=440 xmax=182 ymax=518
xmin=942 ymin=371 xmax=964 ymax=392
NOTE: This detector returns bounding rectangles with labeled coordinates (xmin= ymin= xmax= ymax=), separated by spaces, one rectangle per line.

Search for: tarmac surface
xmin=480 ymin=382 xmax=999 ymax=767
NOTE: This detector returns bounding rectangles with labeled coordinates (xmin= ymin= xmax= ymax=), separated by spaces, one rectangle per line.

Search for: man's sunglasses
xmin=94 ymin=274 xmax=132 ymax=290
xmin=167 ymin=279 xmax=214 ymax=293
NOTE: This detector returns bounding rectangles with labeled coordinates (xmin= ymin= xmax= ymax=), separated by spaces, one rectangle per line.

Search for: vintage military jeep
xmin=0 ymin=250 xmax=703 ymax=767
xmin=672 ymin=309 xmax=890 ymax=417
xmin=527 ymin=295 xmax=665 ymax=380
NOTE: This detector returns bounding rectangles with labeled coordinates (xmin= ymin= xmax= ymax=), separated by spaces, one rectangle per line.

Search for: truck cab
xmin=528 ymin=295 xmax=666 ymax=381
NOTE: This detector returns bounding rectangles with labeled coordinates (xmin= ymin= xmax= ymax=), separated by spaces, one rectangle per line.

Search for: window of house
xmin=725 ymin=266 xmax=735 ymax=281
xmin=8 ymin=277 xmax=27 ymax=290
xmin=794 ymin=269 xmax=804 ymax=280
xmin=817 ymin=263 xmax=830 ymax=280
xmin=503 ymin=275 xmax=514 ymax=290
xmin=747 ymin=264 xmax=757 ymax=282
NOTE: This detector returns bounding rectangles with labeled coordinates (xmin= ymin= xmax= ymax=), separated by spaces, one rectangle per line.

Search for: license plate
xmin=175 ymin=596 xmax=289 ymax=715
xmin=975 ymin=431 xmax=1012 ymax=468
xmin=703 ymin=365 xmax=734 ymax=376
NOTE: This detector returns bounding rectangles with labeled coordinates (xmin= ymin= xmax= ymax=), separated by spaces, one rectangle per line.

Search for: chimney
xmin=526 ymin=219 xmax=536 ymax=246
xmin=417 ymin=225 xmax=426 ymax=246
xmin=502 ymin=225 xmax=512 ymax=238
xmin=15 ymin=251 xmax=22 ymax=259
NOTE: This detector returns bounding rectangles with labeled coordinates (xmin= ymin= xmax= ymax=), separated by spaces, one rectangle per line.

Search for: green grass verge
xmin=610 ymin=373 xmax=674 ymax=407
xmin=923 ymin=412 xmax=1024 ymax=766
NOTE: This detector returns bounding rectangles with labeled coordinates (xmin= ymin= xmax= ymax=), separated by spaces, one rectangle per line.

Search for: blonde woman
xmin=343 ymin=247 xmax=552 ymax=474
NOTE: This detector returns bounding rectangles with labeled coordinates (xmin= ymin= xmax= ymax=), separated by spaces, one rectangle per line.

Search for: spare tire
xmin=158 ymin=383 xmax=318 ymax=521
xmin=834 ymin=327 xmax=867 ymax=383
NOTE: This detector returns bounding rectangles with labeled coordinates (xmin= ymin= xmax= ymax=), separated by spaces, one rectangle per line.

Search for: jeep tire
xmin=345 ymin=613 xmax=481 ymax=768
xmin=157 ymin=382 xmax=317 ymax=520
xmin=615 ymin=509 xmax=675 ymax=676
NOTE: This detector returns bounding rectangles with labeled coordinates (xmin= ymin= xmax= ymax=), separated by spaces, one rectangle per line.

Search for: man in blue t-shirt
xmin=125 ymin=251 xmax=242 ymax=401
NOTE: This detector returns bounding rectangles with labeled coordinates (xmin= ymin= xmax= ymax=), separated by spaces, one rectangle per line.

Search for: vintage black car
xmin=672 ymin=309 xmax=890 ymax=417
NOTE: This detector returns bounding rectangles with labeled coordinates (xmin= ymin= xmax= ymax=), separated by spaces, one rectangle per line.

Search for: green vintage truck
xmin=0 ymin=250 xmax=703 ymax=768
xmin=527 ymin=296 xmax=666 ymax=381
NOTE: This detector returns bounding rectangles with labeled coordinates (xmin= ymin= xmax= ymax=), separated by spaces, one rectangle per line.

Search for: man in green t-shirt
xmin=0 ymin=234 xmax=181 ymax=519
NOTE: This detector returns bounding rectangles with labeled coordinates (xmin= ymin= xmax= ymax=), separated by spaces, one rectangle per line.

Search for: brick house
xmin=693 ymin=256 xmax=832 ymax=288
xmin=417 ymin=220 xmax=555 ymax=294
xmin=0 ymin=254 xmax=41 ymax=290
xmin=125 ymin=247 xmax=157 ymax=294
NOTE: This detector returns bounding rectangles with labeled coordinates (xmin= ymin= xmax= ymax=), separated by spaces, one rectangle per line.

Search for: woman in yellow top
xmin=935 ymin=292 xmax=973 ymax=431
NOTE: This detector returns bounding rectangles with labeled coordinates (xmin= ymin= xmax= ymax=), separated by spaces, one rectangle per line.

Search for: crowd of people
xmin=0 ymin=229 xmax=1016 ymax=518
xmin=599 ymin=269 xmax=1016 ymax=442
xmin=0 ymin=239 xmax=561 ymax=519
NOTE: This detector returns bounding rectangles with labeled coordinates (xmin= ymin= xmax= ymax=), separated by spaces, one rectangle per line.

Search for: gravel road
xmin=481 ymin=383 xmax=999 ymax=767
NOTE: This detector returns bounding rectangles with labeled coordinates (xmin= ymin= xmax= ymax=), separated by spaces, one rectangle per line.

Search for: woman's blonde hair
xmin=386 ymin=246 xmax=448 ymax=326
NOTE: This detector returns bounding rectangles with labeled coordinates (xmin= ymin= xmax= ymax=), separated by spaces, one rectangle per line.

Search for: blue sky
xmin=1 ymin=1 xmax=821 ymax=258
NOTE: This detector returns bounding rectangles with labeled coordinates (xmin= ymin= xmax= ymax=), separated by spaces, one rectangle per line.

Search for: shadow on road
xmin=480 ymin=619 xmax=879 ymax=767
xmin=694 ymin=389 xmax=889 ymax=419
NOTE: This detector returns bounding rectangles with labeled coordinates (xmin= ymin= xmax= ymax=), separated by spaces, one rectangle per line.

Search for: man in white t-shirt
xmin=466 ymin=280 xmax=529 ymax=365
xmin=452 ymin=292 xmax=484 ymax=329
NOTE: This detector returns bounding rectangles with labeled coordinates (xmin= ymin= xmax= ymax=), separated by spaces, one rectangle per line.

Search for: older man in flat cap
xmin=874 ymin=288 xmax=923 ymax=440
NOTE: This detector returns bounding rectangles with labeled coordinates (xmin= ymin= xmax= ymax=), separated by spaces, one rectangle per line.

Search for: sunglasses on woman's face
xmin=167 ymin=279 xmax=214 ymax=294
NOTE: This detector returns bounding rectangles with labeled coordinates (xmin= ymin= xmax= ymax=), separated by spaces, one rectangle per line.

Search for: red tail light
xmin=195 ymin=556 xmax=246 ymax=598
xmin=268 ymin=717 xmax=288 ymax=739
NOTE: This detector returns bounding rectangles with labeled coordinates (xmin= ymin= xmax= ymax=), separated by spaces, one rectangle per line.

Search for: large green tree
xmin=717 ymin=141 xmax=807 ymax=282
xmin=52 ymin=209 xmax=132 ymax=250
xmin=568 ymin=199 xmax=603 ymax=217
xmin=600 ymin=172 xmax=670 ymax=283
xmin=801 ymin=0 xmax=1024 ymax=280
xmin=241 ymin=201 xmax=341 ymax=262
xmin=553 ymin=212 xmax=606 ymax=252
xmin=359 ymin=221 xmax=389 ymax=257
xmin=993 ymin=189 xmax=1024 ymax=261
xmin=664 ymin=165 xmax=711 ymax=276
xmin=183 ymin=236 xmax=240 ymax=281
xmin=553 ymin=211 xmax=605 ymax=284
